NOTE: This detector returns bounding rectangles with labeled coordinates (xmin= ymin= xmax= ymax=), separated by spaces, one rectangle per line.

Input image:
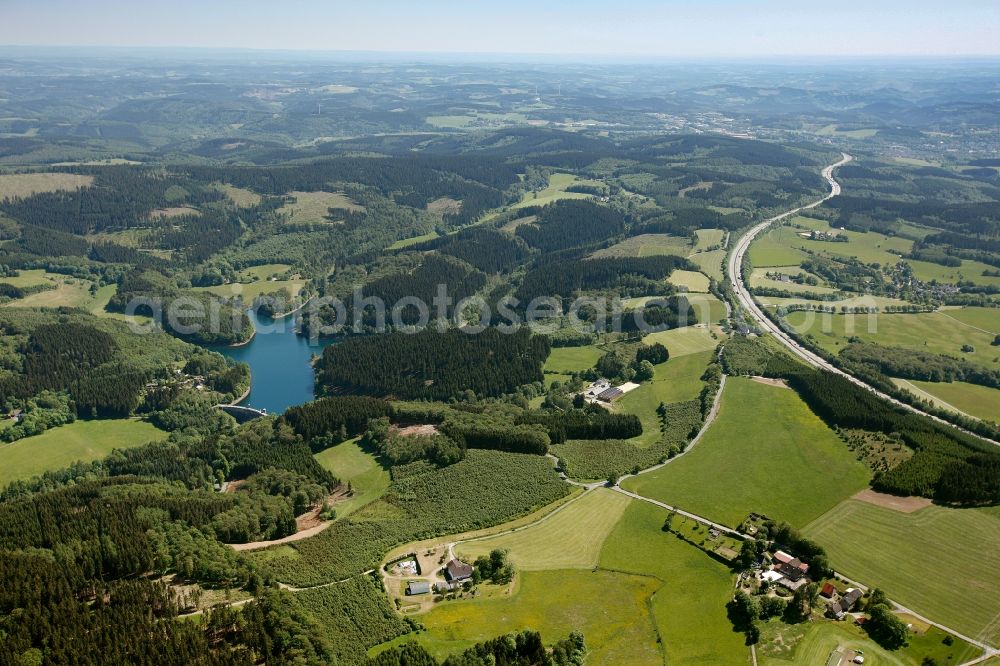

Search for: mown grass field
xmin=805 ymin=500 xmax=1000 ymax=645
xmin=689 ymin=248 xmax=726 ymax=281
xmin=543 ymin=344 xmax=603 ymax=375
xmin=623 ymin=377 xmax=871 ymax=528
xmin=748 ymin=226 xmax=811 ymax=267
xmin=512 ymin=173 xmax=601 ymax=209
xmin=692 ymin=228 xmax=725 ymax=252
xmin=669 ymin=269 xmax=711 ymax=293
xmin=599 ymin=500 xmax=749 ymax=665
xmin=457 ymin=488 xmax=631 ymax=570
xmin=642 ymin=324 xmax=721 ymax=357
xmin=0 ymin=172 xmax=93 ymax=198
xmin=590 ymin=233 xmax=692 ymax=259
xmin=0 ymin=419 xmax=167 ymax=487
xmin=939 ymin=306 xmax=1000 ymax=333
xmin=785 ymin=309 xmax=1000 ymax=370
xmin=376 ymin=569 xmax=664 ymax=665
xmin=894 ymin=379 xmax=1000 ymax=423
xmin=314 ymin=439 xmax=390 ymax=518
xmin=618 ymin=350 xmax=713 ymax=443
xmin=685 ymin=292 xmax=728 ymax=324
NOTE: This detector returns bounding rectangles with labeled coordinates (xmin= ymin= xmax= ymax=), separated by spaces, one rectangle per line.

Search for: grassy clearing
xmin=377 ymin=569 xmax=663 ymax=665
xmin=785 ymin=310 xmax=1000 ymax=370
xmin=692 ymin=228 xmax=725 ymax=252
xmin=0 ymin=172 xmax=93 ymax=198
xmin=0 ymin=268 xmax=52 ymax=288
xmin=805 ymin=500 xmax=1000 ymax=646
xmin=759 ymin=618 xmax=978 ymax=666
xmin=278 ymin=190 xmax=363 ymax=225
xmin=685 ymin=293 xmax=728 ymax=324
xmin=194 ymin=280 xmax=305 ymax=301
xmin=0 ymin=274 xmax=100 ymax=309
xmin=314 ymin=439 xmax=390 ymax=518
xmin=591 ymin=233 xmax=691 ymax=259
xmin=599 ymin=500 xmax=749 ymax=665
xmin=387 ymin=231 xmax=439 ymax=250
xmin=457 ymin=488 xmax=631 ymax=570
xmin=213 ymin=182 xmax=262 ymax=207
xmin=623 ymin=377 xmax=871 ymax=528
xmin=192 ymin=264 xmax=304 ymax=301
xmin=513 ymin=173 xmax=601 ymax=210
xmin=543 ymin=345 xmax=602 ymax=375
xmin=689 ymin=248 xmax=727 ymax=282
xmin=669 ymin=269 xmax=711 ymax=293
xmin=893 ymin=379 xmax=1000 ymax=423
xmin=642 ymin=325 xmax=720 ymax=357
xmin=0 ymin=419 xmax=167 ymax=487
xmin=617 ymin=350 xmax=713 ymax=444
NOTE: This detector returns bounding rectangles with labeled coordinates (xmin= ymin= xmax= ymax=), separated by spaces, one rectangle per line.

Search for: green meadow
xmin=622 ymin=377 xmax=871 ymax=528
xmin=0 ymin=419 xmax=167 ymax=487
xmin=805 ymin=500 xmax=1000 ymax=645
xmin=314 ymin=439 xmax=390 ymax=518
xmin=784 ymin=309 xmax=1000 ymax=370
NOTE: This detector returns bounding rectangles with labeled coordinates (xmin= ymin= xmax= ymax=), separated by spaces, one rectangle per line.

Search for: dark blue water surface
xmin=214 ymin=310 xmax=333 ymax=414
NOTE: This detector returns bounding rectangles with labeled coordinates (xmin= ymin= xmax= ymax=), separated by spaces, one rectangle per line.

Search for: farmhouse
xmin=445 ymin=558 xmax=474 ymax=582
xmin=829 ymin=587 xmax=863 ymax=619
xmin=406 ymin=581 xmax=431 ymax=596
xmin=585 ymin=379 xmax=611 ymax=399
xmin=597 ymin=386 xmax=624 ymax=403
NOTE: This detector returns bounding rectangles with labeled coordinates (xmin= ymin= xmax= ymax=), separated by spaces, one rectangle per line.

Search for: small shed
xmin=406 ymin=581 xmax=431 ymax=596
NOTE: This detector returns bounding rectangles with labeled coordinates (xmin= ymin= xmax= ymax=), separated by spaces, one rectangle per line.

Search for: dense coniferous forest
xmin=514 ymin=255 xmax=691 ymax=305
xmin=316 ymin=328 xmax=550 ymax=400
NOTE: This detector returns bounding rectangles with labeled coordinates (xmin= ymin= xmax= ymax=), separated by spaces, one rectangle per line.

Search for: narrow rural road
xmin=727 ymin=153 xmax=1000 ymax=449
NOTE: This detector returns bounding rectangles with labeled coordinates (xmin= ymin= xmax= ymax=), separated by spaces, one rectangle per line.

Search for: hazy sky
xmin=2 ymin=0 xmax=998 ymax=58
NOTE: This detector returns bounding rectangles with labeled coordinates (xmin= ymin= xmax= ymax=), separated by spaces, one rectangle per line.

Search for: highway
xmin=727 ymin=153 xmax=1000 ymax=449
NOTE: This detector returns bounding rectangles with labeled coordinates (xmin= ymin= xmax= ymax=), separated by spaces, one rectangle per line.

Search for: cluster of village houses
xmin=758 ymin=550 xmax=863 ymax=619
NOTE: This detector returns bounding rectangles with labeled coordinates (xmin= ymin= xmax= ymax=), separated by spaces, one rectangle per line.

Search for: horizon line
xmin=2 ymin=44 xmax=999 ymax=63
